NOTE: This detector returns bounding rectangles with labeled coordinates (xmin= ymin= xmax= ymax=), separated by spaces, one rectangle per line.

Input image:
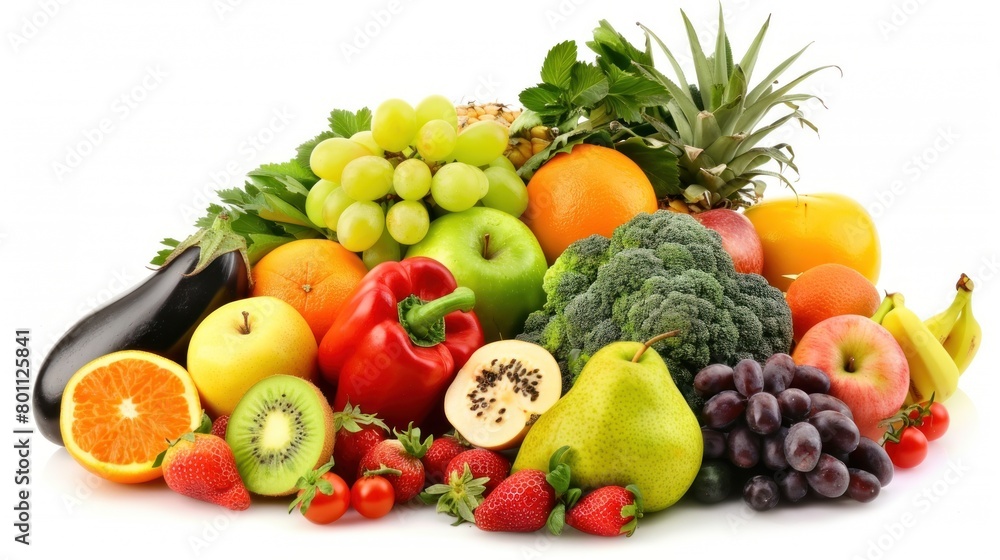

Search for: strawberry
xmin=332 ymin=402 xmax=389 ymax=485
xmin=155 ymin=432 xmax=250 ymax=511
xmin=422 ymin=434 xmax=471 ymax=485
xmin=210 ymin=415 xmax=229 ymax=439
xmin=445 ymin=449 xmax=510 ymax=496
xmin=357 ymin=423 xmax=432 ymax=503
xmin=565 ymin=485 xmax=643 ymax=537
xmin=420 ymin=448 xmax=511 ymax=524
xmin=472 ymin=446 xmax=577 ymax=533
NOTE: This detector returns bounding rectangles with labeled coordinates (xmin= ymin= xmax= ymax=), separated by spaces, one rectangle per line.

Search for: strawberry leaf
xmin=196 ymin=412 xmax=213 ymax=434
xmin=394 ymin=422 xmax=432 ymax=459
xmin=546 ymin=503 xmax=566 ymax=535
xmin=333 ymin=402 xmax=389 ymax=433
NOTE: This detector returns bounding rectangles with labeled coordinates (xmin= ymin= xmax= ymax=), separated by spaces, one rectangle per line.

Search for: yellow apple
xmin=187 ymin=296 xmax=318 ymax=417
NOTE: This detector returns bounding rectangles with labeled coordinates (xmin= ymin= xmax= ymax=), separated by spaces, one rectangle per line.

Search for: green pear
xmin=511 ymin=334 xmax=703 ymax=512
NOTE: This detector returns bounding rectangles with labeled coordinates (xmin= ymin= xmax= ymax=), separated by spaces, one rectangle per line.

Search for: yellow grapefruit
xmin=744 ymin=193 xmax=881 ymax=292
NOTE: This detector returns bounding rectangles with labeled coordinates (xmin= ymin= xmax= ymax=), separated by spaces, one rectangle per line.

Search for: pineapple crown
xmin=635 ymin=8 xmax=840 ymax=210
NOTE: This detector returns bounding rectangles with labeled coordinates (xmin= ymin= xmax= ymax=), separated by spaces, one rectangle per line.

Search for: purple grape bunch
xmin=690 ymin=354 xmax=893 ymax=511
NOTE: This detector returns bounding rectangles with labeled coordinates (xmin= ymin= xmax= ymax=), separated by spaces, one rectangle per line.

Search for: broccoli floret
xmin=517 ymin=210 xmax=793 ymax=413
xmin=540 ymin=234 xmax=609 ymax=313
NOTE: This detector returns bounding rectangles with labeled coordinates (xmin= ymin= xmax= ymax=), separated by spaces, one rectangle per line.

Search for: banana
xmin=876 ymin=293 xmax=960 ymax=405
xmin=942 ymin=285 xmax=981 ymax=376
xmin=923 ymin=274 xmax=972 ymax=343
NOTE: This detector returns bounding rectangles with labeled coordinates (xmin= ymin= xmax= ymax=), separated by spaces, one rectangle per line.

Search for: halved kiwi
xmin=226 ymin=374 xmax=334 ymax=496
xmin=444 ymin=340 xmax=561 ymax=450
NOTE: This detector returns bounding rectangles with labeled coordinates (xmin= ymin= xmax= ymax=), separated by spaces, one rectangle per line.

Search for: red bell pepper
xmin=317 ymin=257 xmax=484 ymax=430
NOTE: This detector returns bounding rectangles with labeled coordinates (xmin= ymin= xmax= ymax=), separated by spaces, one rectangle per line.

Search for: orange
xmin=251 ymin=239 xmax=369 ymax=342
xmin=60 ymin=350 xmax=202 ymax=484
xmin=521 ymin=143 xmax=658 ymax=264
xmin=786 ymin=263 xmax=881 ymax=342
xmin=744 ymin=193 xmax=881 ymax=292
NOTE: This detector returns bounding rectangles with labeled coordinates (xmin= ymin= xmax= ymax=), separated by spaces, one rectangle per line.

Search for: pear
xmin=512 ymin=333 xmax=703 ymax=512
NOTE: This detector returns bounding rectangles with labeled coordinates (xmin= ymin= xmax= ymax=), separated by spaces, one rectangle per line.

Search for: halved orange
xmin=60 ymin=350 xmax=202 ymax=483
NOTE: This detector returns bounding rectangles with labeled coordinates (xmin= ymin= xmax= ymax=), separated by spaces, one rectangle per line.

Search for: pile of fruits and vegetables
xmin=34 ymin=8 xmax=982 ymax=537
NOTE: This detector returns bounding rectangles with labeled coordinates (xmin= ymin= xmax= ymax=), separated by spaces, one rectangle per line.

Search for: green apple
xmin=187 ymin=296 xmax=318 ymax=417
xmin=406 ymin=207 xmax=547 ymax=342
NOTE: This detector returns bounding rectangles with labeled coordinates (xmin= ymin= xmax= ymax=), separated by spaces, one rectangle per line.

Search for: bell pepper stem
xmin=400 ymin=287 xmax=476 ymax=347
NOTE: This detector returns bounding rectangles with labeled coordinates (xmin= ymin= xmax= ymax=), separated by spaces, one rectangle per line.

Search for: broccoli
xmin=517 ymin=210 xmax=793 ymax=412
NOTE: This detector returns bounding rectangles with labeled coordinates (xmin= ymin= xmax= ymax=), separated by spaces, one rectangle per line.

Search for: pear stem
xmin=632 ymin=330 xmax=681 ymax=363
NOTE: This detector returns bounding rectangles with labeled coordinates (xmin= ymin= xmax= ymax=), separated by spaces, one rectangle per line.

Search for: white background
xmin=3 ymin=0 xmax=999 ymax=558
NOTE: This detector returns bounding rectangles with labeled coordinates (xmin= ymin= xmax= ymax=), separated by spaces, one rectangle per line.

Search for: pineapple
xmin=456 ymin=102 xmax=553 ymax=169
xmin=639 ymin=10 xmax=838 ymax=212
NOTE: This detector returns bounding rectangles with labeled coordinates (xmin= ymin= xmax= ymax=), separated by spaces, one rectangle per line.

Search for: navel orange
xmin=521 ymin=143 xmax=658 ymax=264
xmin=251 ymin=239 xmax=369 ymax=342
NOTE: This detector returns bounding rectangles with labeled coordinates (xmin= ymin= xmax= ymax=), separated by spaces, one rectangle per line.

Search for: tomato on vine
xmin=910 ymin=401 xmax=950 ymax=441
xmin=880 ymin=395 xmax=945 ymax=469
xmin=884 ymin=427 xmax=928 ymax=469
xmin=289 ymin=461 xmax=351 ymax=524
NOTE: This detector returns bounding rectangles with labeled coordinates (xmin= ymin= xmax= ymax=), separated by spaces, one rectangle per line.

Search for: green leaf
xmin=248 ymin=170 xmax=310 ymax=198
xmin=546 ymin=503 xmax=566 ymax=536
xmin=605 ymin=70 xmax=670 ymax=123
xmin=294 ymin=130 xmax=336 ymax=171
xmin=588 ymin=20 xmax=653 ymax=70
xmin=569 ymin=63 xmax=609 ymax=108
xmin=615 ymin=137 xmax=681 ymax=197
xmin=737 ymin=65 xmax=839 ymax=132
xmin=229 ymin=209 xmax=276 ymax=236
xmin=315 ymin=478 xmax=334 ymax=496
xmin=739 ymin=15 xmax=771 ymax=82
xmin=745 ymin=44 xmax=813 ymax=106
xmin=155 ymin=212 xmax=252 ymax=283
xmin=254 ymin=193 xmax=314 ymax=227
xmin=150 ymin=238 xmax=181 ymax=266
xmin=509 ymin=108 xmax=543 ymax=137
xmin=541 ymin=41 xmax=577 ymax=89
xmin=253 ymin=160 xmax=318 ymax=188
xmin=329 ymin=107 xmax=372 ymax=138
xmin=638 ymin=22 xmax=691 ymax=94
xmin=519 ymin=83 xmax=565 ymax=116
xmin=196 ymin=412 xmax=212 ymax=434
xmin=679 ymin=10 xmax=713 ymax=111
xmin=712 ymin=6 xmax=729 ymax=108
xmin=515 ymin=129 xmax=613 ymax=181
xmin=633 ymin=62 xmax=699 ymax=129
xmin=246 ymin=233 xmax=293 ymax=264
xmin=216 ymin=188 xmax=250 ymax=206
xmin=693 ymin=111 xmax=722 ymax=148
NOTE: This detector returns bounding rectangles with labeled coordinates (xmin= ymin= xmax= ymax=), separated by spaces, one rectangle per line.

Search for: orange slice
xmin=60 ymin=350 xmax=202 ymax=483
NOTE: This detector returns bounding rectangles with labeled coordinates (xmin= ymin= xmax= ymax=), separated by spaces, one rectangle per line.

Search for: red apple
xmin=694 ymin=209 xmax=764 ymax=275
xmin=791 ymin=314 xmax=909 ymax=441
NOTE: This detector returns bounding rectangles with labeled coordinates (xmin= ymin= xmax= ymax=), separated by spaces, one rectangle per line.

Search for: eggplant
xmin=34 ymin=246 xmax=249 ymax=445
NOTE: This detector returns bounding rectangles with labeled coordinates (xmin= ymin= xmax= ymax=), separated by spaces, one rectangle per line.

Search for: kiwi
xmin=225 ymin=374 xmax=334 ymax=496
xmin=443 ymin=340 xmax=561 ymax=450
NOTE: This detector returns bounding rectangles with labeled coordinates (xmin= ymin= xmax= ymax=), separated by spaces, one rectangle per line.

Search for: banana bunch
xmin=924 ymin=274 xmax=980 ymax=375
xmin=872 ymin=274 xmax=981 ymax=405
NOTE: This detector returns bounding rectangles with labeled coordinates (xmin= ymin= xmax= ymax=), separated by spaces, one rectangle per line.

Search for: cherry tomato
xmin=295 ymin=472 xmax=351 ymax=524
xmin=352 ymin=475 xmax=395 ymax=519
xmin=911 ymin=402 xmax=950 ymax=441
xmin=884 ymin=427 xmax=928 ymax=469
